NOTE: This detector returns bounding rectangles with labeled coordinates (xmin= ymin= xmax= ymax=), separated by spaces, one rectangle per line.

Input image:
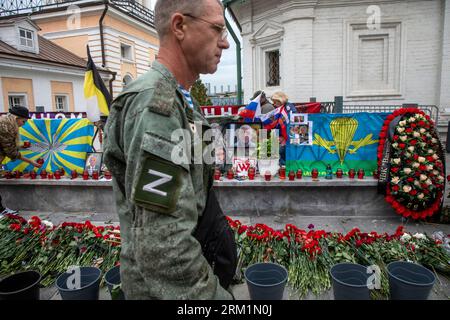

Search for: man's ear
xmin=171 ymin=13 xmax=185 ymax=41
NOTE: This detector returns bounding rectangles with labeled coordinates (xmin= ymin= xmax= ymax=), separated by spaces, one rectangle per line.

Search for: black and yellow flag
xmin=84 ymin=46 xmax=111 ymax=122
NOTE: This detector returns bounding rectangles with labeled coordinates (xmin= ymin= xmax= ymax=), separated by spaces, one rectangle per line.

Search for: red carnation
xmin=392 ymin=185 xmax=400 ymax=192
xmin=407 ymin=177 xmax=414 ymax=183
xmin=409 ymin=190 xmax=418 ymax=196
xmin=418 ymin=120 xmax=426 ymax=127
xmin=393 ymin=135 xmax=399 ymax=141
xmin=391 ymin=167 xmax=400 ymax=173
xmin=405 ymin=128 xmax=413 ymax=133
xmin=398 ymin=143 xmax=406 ymax=149
xmin=411 ymin=123 xmax=417 ymax=128
xmin=419 ymin=165 xmax=427 ymax=171
xmin=413 ymin=154 xmax=419 ymax=160
xmin=410 ymin=140 xmax=417 ymax=146
xmin=426 ymin=156 xmax=434 ymax=162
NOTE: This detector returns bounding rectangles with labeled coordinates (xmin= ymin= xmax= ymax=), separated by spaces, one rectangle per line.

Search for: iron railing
xmin=341 ymin=105 xmax=440 ymax=124
xmin=0 ymin=0 xmax=155 ymax=27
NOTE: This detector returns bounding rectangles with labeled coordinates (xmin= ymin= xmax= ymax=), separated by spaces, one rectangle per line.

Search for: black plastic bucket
xmin=330 ymin=263 xmax=370 ymax=300
xmin=104 ymin=265 xmax=125 ymax=300
xmin=0 ymin=271 xmax=41 ymax=300
xmin=56 ymin=267 xmax=101 ymax=300
xmin=387 ymin=261 xmax=435 ymax=300
xmin=244 ymin=262 xmax=288 ymax=300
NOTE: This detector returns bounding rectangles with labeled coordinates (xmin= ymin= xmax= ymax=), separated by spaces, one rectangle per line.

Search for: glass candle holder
xmin=227 ymin=169 xmax=234 ymax=180
xmin=40 ymin=170 xmax=47 ymax=179
xmin=357 ymin=169 xmax=365 ymax=179
xmin=71 ymin=170 xmax=78 ymax=179
xmin=104 ymin=171 xmax=112 ymax=180
xmin=30 ymin=171 xmax=37 ymax=180
xmin=48 ymin=173 xmax=54 ymax=180
xmin=336 ymin=168 xmax=343 ymax=179
xmin=296 ymin=169 xmax=303 ymax=179
xmin=288 ymin=170 xmax=295 ymax=181
xmin=279 ymin=166 xmax=286 ymax=180
xmin=248 ymin=167 xmax=255 ymax=180
xmin=264 ymin=171 xmax=272 ymax=182
xmin=348 ymin=169 xmax=356 ymax=179
xmin=83 ymin=170 xmax=89 ymax=180
xmin=311 ymin=168 xmax=319 ymax=179
xmin=54 ymin=170 xmax=61 ymax=180
xmin=92 ymin=170 xmax=99 ymax=180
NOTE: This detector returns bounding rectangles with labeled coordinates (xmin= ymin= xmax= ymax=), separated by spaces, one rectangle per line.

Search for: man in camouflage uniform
xmin=0 ymin=106 xmax=42 ymax=214
xmin=103 ymin=0 xmax=233 ymax=299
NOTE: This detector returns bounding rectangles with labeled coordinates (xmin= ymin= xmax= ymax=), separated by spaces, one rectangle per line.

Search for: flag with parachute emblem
xmin=84 ymin=46 xmax=111 ymax=122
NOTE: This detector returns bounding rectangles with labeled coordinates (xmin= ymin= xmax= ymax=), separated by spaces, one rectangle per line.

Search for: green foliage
xmin=190 ymin=79 xmax=212 ymax=106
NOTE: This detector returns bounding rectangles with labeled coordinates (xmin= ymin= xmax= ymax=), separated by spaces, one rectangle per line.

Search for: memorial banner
xmin=2 ymin=118 xmax=94 ymax=174
xmin=286 ymin=113 xmax=390 ymax=176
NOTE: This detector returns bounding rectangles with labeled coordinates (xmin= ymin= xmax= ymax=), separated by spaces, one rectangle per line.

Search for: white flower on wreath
xmin=391 ymin=176 xmax=400 ymax=184
xmin=399 ymin=120 xmax=407 ymax=127
xmin=397 ymin=127 xmax=405 ymax=133
xmin=412 ymin=162 xmax=420 ymax=168
xmin=42 ymin=220 xmax=53 ymax=229
xmin=392 ymin=158 xmax=401 ymax=165
xmin=392 ymin=142 xmax=399 ymax=148
xmin=408 ymin=146 xmax=415 ymax=152
xmin=427 ymin=164 xmax=434 ymax=171
xmin=413 ymin=233 xmax=427 ymax=240
xmin=415 ymin=113 xmax=423 ymax=119
xmin=432 ymin=170 xmax=440 ymax=176
xmin=428 ymin=149 xmax=434 ymax=154
xmin=425 ymin=179 xmax=433 ymax=185
xmin=438 ymin=175 xmax=444 ymax=182
xmin=417 ymin=193 xmax=425 ymax=199
xmin=413 ymin=131 xmax=421 ymax=138
xmin=419 ymin=128 xmax=426 ymax=134
xmin=420 ymin=174 xmax=428 ymax=181
xmin=431 ymin=138 xmax=438 ymax=144
xmin=408 ymin=117 xmax=416 ymax=122
xmin=400 ymin=136 xmax=407 ymax=141
xmin=403 ymin=185 xmax=412 ymax=193
xmin=418 ymin=156 xmax=426 ymax=163
xmin=414 ymin=180 xmax=421 ymax=187
xmin=432 ymin=154 xmax=439 ymax=160
xmin=401 ymin=233 xmax=412 ymax=242
xmin=403 ymin=168 xmax=412 ymax=174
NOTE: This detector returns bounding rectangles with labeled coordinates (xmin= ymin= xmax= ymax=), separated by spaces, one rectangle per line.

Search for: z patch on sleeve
xmin=133 ymin=156 xmax=184 ymax=213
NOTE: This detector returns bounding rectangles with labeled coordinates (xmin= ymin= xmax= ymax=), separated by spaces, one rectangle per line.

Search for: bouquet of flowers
xmin=378 ymin=108 xmax=445 ymax=220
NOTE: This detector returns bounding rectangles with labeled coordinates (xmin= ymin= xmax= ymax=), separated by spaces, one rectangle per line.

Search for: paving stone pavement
xmin=16 ymin=211 xmax=450 ymax=300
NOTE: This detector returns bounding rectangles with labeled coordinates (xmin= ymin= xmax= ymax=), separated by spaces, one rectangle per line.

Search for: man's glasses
xmin=183 ymin=13 xmax=228 ymax=41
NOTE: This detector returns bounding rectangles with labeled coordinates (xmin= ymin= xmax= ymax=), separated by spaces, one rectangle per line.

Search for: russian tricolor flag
xmin=238 ymin=93 xmax=262 ymax=120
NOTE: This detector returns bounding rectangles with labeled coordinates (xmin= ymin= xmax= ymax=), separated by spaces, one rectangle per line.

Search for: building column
xmin=440 ymin=0 xmax=450 ymax=110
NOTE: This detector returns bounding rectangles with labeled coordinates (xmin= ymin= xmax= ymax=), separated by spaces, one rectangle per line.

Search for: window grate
xmin=266 ymin=50 xmax=280 ymax=87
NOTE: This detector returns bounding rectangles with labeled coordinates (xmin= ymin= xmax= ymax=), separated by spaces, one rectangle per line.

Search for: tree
xmin=191 ymin=79 xmax=212 ymax=106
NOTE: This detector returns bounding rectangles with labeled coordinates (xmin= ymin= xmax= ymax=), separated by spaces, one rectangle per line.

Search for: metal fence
xmin=341 ymin=105 xmax=440 ymax=124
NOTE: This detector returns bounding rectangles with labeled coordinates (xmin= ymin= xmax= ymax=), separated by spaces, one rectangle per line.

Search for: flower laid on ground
xmin=227 ymin=218 xmax=450 ymax=299
xmin=0 ymin=214 xmax=120 ymax=287
xmin=378 ymin=108 xmax=445 ymax=220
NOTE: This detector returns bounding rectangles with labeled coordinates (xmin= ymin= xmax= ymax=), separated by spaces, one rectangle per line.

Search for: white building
xmin=225 ymin=0 xmax=450 ymax=112
xmin=0 ymin=17 xmax=113 ymax=113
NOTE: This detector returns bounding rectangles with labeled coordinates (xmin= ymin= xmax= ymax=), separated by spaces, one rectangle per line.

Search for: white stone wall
xmin=233 ymin=0 xmax=447 ymax=109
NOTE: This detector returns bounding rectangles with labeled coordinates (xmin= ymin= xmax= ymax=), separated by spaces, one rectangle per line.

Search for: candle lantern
xmin=336 ymin=168 xmax=343 ymax=178
xmin=288 ymin=170 xmax=295 ymax=181
xmin=104 ymin=171 xmax=112 ymax=180
xmin=71 ymin=170 xmax=78 ymax=179
xmin=348 ymin=168 xmax=356 ymax=179
xmin=83 ymin=170 xmax=89 ymax=180
xmin=248 ymin=167 xmax=256 ymax=180
xmin=357 ymin=169 xmax=365 ymax=180
xmin=227 ymin=168 xmax=234 ymax=180
xmin=325 ymin=164 xmax=333 ymax=180
xmin=54 ymin=170 xmax=61 ymax=180
xmin=311 ymin=168 xmax=319 ymax=179
xmin=92 ymin=170 xmax=99 ymax=180
xmin=30 ymin=171 xmax=37 ymax=180
xmin=296 ymin=169 xmax=303 ymax=179
xmin=40 ymin=170 xmax=47 ymax=179
xmin=279 ymin=166 xmax=286 ymax=180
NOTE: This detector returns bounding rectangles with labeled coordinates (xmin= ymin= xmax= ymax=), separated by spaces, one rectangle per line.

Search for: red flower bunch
xmin=377 ymin=108 xmax=445 ymax=219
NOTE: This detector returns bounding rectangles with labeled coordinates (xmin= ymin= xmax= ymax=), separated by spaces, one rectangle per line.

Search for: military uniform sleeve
xmin=123 ymin=90 xmax=232 ymax=300
xmin=0 ymin=121 xmax=20 ymax=160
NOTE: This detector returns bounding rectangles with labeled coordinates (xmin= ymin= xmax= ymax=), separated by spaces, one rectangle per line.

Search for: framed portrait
xmin=289 ymin=122 xmax=313 ymax=146
xmin=290 ymin=113 xmax=308 ymax=124
xmin=85 ymin=152 xmax=103 ymax=175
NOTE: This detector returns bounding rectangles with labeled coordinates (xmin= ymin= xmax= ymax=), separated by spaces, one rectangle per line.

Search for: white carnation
xmin=403 ymin=168 xmax=412 ymax=174
xmin=418 ymin=157 xmax=426 ymax=163
xmin=413 ymin=132 xmax=421 ymax=138
xmin=413 ymin=233 xmax=427 ymax=240
xmin=401 ymin=234 xmax=412 ymax=242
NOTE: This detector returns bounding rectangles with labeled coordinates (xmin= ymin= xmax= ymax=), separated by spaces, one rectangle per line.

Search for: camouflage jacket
xmin=103 ymin=61 xmax=233 ymax=300
xmin=0 ymin=114 xmax=20 ymax=163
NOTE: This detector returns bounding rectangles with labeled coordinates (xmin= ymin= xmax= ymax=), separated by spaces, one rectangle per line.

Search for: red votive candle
xmin=214 ymin=169 xmax=221 ymax=181
xmin=15 ymin=171 xmax=21 ymax=179
xmin=311 ymin=168 xmax=319 ymax=179
xmin=30 ymin=171 xmax=37 ymax=180
xmin=92 ymin=170 xmax=99 ymax=180
xmin=357 ymin=169 xmax=365 ymax=179
xmin=71 ymin=170 xmax=78 ymax=179
xmin=54 ymin=170 xmax=61 ymax=180
xmin=336 ymin=168 xmax=343 ymax=179
xmin=264 ymin=171 xmax=271 ymax=182
xmin=83 ymin=170 xmax=89 ymax=180
xmin=48 ymin=173 xmax=53 ymax=180
xmin=279 ymin=166 xmax=286 ymax=180
xmin=348 ymin=169 xmax=356 ymax=179
xmin=248 ymin=167 xmax=255 ymax=180
xmin=296 ymin=169 xmax=303 ymax=179
xmin=288 ymin=170 xmax=295 ymax=181
xmin=227 ymin=169 xmax=234 ymax=180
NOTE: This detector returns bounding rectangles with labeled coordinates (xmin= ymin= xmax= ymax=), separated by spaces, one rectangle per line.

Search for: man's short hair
xmin=155 ymin=0 xmax=223 ymax=39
